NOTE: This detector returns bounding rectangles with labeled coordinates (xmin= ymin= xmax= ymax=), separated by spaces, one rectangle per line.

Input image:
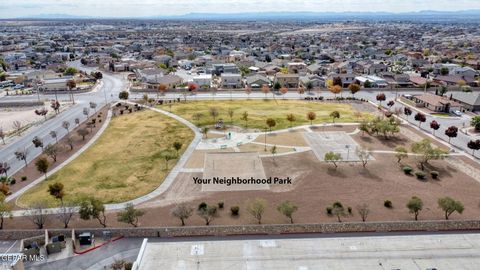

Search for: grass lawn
xmin=164 ymin=99 xmax=371 ymax=130
xmin=17 ymin=109 xmax=194 ymax=207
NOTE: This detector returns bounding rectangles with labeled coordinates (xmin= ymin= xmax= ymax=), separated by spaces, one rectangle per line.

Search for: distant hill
xmin=11 ymin=10 xmax=480 ymax=21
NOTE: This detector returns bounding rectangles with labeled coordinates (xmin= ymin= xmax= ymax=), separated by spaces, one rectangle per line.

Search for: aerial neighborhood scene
xmin=1 ymin=0 xmax=480 ymax=269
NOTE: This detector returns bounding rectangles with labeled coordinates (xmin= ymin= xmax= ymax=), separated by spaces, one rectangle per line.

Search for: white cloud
xmin=2 ymin=0 xmax=480 ymax=18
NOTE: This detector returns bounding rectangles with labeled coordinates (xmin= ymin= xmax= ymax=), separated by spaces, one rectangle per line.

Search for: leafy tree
xmin=406 ymin=196 xmax=423 ymax=221
xmin=32 ymin=136 xmax=44 ymax=151
xmin=117 ymin=203 xmax=144 ymax=227
xmin=35 ymin=157 xmax=49 ymax=180
xmin=440 ymin=67 xmax=449 ymax=75
xmin=119 ymin=91 xmax=129 ymax=100
xmin=15 ymin=149 xmax=28 ymax=167
xmin=330 ymin=111 xmax=340 ymax=123
xmin=48 ymin=182 xmax=65 ymax=204
xmin=49 ymin=130 xmax=58 ymax=143
xmin=414 ymin=112 xmax=426 ymax=127
xmin=348 ymin=83 xmax=360 ymax=97
xmin=331 ymin=201 xmax=346 ymax=222
xmin=467 ymin=140 xmax=480 ymax=155
xmin=201 ymin=126 xmax=209 ymax=139
xmin=62 ymin=121 xmax=70 ymax=134
xmin=395 ymin=146 xmax=408 ymax=163
xmin=356 ymin=203 xmax=369 ymax=222
xmin=161 ymin=150 xmax=176 ymax=170
xmin=241 ymin=111 xmax=249 ymax=129
xmin=171 ymin=203 xmax=193 ymax=226
xmin=324 ymin=151 xmax=342 ymax=169
xmin=34 ymin=108 xmax=48 ymax=121
xmin=363 ymin=80 xmax=372 ymax=88
xmin=277 ymin=201 xmax=298 ymax=224
xmin=403 ymin=107 xmax=412 ymax=118
xmin=197 ymin=204 xmax=217 ymax=226
xmin=471 ymin=116 xmax=480 ymax=131
xmin=64 ymin=67 xmax=78 ymax=76
xmin=50 ymin=100 xmax=60 ymax=114
xmin=65 ymin=136 xmax=74 ymax=151
xmin=246 ymin=198 xmax=266 ymax=224
xmin=444 ymin=126 xmax=458 ymax=143
xmin=438 ymin=197 xmax=464 ymax=220
xmin=43 ymin=144 xmax=59 ymax=162
xmin=79 ymin=197 xmax=107 ymax=227
xmin=286 ymin=113 xmax=296 ymax=128
xmin=329 ymin=85 xmax=342 ymax=98
xmin=173 ymin=141 xmax=183 ymax=156
xmin=359 ymin=120 xmax=369 ymax=136
xmin=266 ymin=118 xmax=276 ymax=132
xmin=77 ymin=128 xmax=89 ymax=140
xmin=430 ymin=120 xmax=440 ymax=135
xmin=411 ymin=139 xmax=448 ymax=170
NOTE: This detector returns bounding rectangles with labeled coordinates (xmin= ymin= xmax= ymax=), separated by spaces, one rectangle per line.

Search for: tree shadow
xmin=326 ymin=167 xmax=347 ymax=178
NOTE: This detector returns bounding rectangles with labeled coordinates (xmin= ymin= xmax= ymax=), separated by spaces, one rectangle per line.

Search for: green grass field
xmin=18 ymin=109 xmax=194 ymax=207
xmin=165 ymin=99 xmax=371 ymax=130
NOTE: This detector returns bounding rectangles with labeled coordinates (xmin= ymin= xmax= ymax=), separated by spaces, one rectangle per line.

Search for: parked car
xmin=452 ymin=110 xmax=462 ymax=116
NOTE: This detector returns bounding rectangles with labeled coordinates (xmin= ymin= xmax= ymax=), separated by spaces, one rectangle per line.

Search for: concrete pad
xmin=202 ymin=152 xmax=269 ymax=191
xmin=303 ymin=131 xmax=361 ymax=162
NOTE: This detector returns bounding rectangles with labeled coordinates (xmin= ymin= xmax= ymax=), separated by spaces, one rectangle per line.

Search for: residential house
xmin=450 ymin=92 xmax=480 ymax=112
xmin=413 ymin=93 xmax=462 ymax=113
xmin=246 ymin=74 xmax=270 ymax=88
xmin=220 ymin=73 xmax=243 ymax=89
xmin=274 ymin=73 xmax=300 ymax=88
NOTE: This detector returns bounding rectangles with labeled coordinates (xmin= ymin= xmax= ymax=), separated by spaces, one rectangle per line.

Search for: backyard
xmin=17 ymin=109 xmax=194 ymax=207
xmin=164 ymin=99 xmax=372 ymax=130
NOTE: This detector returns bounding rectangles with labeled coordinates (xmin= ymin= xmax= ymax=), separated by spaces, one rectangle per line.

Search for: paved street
xmin=139 ymin=232 xmax=480 ymax=270
xmin=25 ymin=238 xmax=143 ymax=270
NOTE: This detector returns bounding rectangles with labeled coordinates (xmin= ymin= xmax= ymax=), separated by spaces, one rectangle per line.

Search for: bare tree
xmin=0 ymin=127 xmax=6 ymax=144
xmin=171 ymin=203 xmax=193 ymax=226
xmin=74 ymin=118 xmax=80 ymax=126
xmin=62 ymin=121 xmax=70 ymax=134
xmin=56 ymin=202 xmax=76 ymax=228
xmin=65 ymin=136 xmax=74 ymax=151
xmin=49 ymin=130 xmax=58 ymax=143
xmin=25 ymin=202 xmax=49 ymax=229
xmin=356 ymin=204 xmax=370 ymax=222
xmin=89 ymin=102 xmax=97 ymax=113
xmin=12 ymin=121 xmax=22 ymax=136
xmin=44 ymin=144 xmax=60 ymax=162
xmin=356 ymin=148 xmax=371 ymax=167
xmin=247 ymin=198 xmax=267 ymax=224
xmin=83 ymin=107 xmax=90 ymax=119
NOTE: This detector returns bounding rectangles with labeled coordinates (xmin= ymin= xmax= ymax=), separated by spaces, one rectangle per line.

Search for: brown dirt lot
xmin=237 ymin=143 xmax=294 ymax=154
xmin=6 ymin=148 xmax=480 ymax=230
xmin=184 ymin=149 xmax=234 ymax=169
xmin=254 ymin=129 xmax=309 ymax=147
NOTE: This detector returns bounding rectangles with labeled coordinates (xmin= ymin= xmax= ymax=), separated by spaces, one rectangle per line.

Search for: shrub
xmin=9 ymin=178 xmax=15 ymax=185
xmin=332 ymin=201 xmax=343 ymax=208
xmin=431 ymin=171 xmax=439 ymax=179
xmin=403 ymin=166 xmax=413 ymax=175
xmin=21 ymin=176 xmax=27 ymax=181
xmin=198 ymin=202 xmax=207 ymax=211
xmin=326 ymin=206 xmax=333 ymax=215
xmin=230 ymin=206 xmax=239 ymax=216
xmin=415 ymin=171 xmax=426 ymax=180
xmin=218 ymin=201 xmax=224 ymax=209
xmin=384 ymin=200 xmax=393 ymax=208
xmin=347 ymin=206 xmax=352 ymax=214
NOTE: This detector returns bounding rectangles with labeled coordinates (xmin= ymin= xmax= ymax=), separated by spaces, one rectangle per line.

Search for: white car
xmin=452 ymin=110 xmax=462 ymax=116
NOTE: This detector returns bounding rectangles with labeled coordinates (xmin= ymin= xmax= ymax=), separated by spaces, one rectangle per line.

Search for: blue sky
xmin=2 ymin=0 xmax=480 ymax=18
